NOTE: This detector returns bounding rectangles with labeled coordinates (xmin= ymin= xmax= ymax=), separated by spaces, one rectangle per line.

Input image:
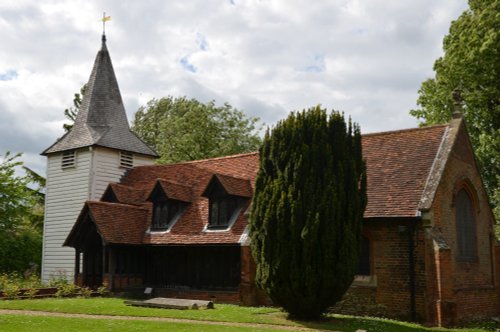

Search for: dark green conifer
xmin=249 ymin=106 xmax=367 ymax=320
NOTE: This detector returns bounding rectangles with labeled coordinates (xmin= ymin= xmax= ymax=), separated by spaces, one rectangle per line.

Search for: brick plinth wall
xmin=110 ymin=275 xmax=142 ymax=290
xmin=239 ymin=246 xmax=269 ymax=306
xmin=331 ymin=285 xmax=389 ymax=317
xmin=75 ymin=274 xmax=83 ymax=287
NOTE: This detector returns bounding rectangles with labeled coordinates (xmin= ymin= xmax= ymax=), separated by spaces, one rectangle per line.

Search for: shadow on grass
xmin=251 ymin=309 xmax=434 ymax=332
xmin=278 ymin=314 xmax=496 ymax=332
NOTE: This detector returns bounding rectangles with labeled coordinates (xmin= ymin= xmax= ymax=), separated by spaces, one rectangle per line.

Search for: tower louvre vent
xmin=120 ymin=151 xmax=133 ymax=169
xmin=61 ymin=150 xmax=76 ymax=169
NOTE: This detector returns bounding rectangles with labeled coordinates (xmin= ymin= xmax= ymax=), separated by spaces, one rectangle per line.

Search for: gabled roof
xmin=102 ymin=183 xmax=146 ymax=206
xmin=362 ymin=123 xmax=449 ymax=218
xmin=66 ymin=121 xmax=464 ymax=247
xmin=42 ymin=36 xmax=157 ymax=157
xmin=65 ymin=201 xmax=149 ymax=247
xmin=202 ymin=174 xmax=253 ymax=198
xmin=148 ymin=179 xmax=193 ymax=203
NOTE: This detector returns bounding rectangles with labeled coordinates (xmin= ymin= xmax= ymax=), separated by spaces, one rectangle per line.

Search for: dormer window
xmin=147 ymin=179 xmax=192 ymax=232
xmin=61 ymin=150 xmax=76 ymax=169
xmin=202 ymin=174 xmax=252 ymax=230
xmin=152 ymin=198 xmax=183 ymax=231
xmin=209 ymin=187 xmax=242 ymax=229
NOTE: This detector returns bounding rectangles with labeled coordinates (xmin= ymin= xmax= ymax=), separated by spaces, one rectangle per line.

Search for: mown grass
xmin=0 ymin=297 xmax=495 ymax=332
xmin=0 ymin=314 xmax=278 ymax=332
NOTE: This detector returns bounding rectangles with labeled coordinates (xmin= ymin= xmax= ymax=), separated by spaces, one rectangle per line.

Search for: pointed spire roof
xmin=42 ymin=35 xmax=158 ymax=157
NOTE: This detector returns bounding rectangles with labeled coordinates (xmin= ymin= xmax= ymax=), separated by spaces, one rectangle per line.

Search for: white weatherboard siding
xmin=90 ymin=147 xmax=154 ymax=200
xmin=41 ymin=147 xmax=155 ymax=283
xmin=41 ymin=148 xmax=92 ymax=282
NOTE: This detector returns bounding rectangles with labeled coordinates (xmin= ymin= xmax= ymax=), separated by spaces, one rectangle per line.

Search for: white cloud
xmin=0 ymin=0 xmax=469 ymax=175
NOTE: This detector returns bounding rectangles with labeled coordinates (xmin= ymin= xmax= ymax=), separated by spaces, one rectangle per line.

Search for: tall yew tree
xmin=249 ymin=106 xmax=367 ymax=320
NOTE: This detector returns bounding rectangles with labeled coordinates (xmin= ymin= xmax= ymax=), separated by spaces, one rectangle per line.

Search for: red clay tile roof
xmin=362 ymin=124 xmax=448 ymax=218
xmin=87 ymin=201 xmax=149 ymax=245
xmin=67 ymin=126 xmax=451 ymax=247
xmin=103 ymin=183 xmax=146 ymax=206
xmin=202 ymin=174 xmax=253 ymax=198
xmin=153 ymin=179 xmax=193 ymax=202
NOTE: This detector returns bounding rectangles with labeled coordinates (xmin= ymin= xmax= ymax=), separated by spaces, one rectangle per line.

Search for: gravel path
xmin=0 ymin=309 xmax=332 ymax=331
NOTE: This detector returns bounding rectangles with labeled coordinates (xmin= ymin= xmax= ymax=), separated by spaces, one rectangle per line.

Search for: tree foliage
xmin=63 ymin=84 xmax=87 ymax=132
xmin=249 ymin=106 xmax=367 ymax=320
xmin=132 ymin=96 xmax=262 ymax=163
xmin=0 ymin=152 xmax=43 ymax=273
xmin=410 ymin=0 xmax=499 ymax=222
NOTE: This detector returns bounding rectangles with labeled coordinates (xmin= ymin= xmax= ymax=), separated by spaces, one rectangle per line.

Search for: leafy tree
xmin=0 ymin=152 xmax=32 ymax=233
xmin=63 ymin=84 xmax=87 ymax=132
xmin=0 ymin=152 xmax=42 ymax=273
xmin=249 ymin=106 xmax=367 ymax=320
xmin=410 ymin=0 xmax=499 ymax=224
xmin=132 ymin=96 xmax=262 ymax=163
xmin=22 ymin=166 xmax=45 ymax=233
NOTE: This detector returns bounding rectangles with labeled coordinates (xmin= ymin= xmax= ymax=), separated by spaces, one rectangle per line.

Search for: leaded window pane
xmin=456 ymin=189 xmax=477 ymax=262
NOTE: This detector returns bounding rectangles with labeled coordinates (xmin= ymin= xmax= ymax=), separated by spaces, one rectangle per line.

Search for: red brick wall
xmin=426 ymin=123 xmax=500 ymax=323
xmin=239 ymin=246 xmax=270 ymax=306
xmin=332 ymin=220 xmax=427 ymax=321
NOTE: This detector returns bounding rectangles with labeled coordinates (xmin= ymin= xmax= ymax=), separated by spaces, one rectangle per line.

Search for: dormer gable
xmin=202 ymin=174 xmax=251 ymax=230
xmin=101 ymin=183 xmax=145 ymax=206
xmin=146 ymin=180 xmax=191 ymax=231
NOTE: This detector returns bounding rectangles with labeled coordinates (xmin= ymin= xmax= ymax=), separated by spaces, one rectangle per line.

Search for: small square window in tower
xmin=120 ymin=151 xmax=133 ymax=169
xmin=61 ymin=150 xmax=76 ymax=169
xmin=202 ymin=174 xmax=252 ymax=230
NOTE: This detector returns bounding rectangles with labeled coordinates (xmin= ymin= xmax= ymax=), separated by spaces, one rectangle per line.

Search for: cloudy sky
xmin=0 ymin=0 xmax=468 ymax=175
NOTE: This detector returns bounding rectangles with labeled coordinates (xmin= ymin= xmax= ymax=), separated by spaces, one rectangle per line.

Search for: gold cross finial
xmin=102 ymin=12 xmax=111 ymax=35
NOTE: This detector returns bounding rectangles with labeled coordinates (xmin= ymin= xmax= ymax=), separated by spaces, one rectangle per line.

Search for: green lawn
xmin=0 ymin=297 xmax=495 ymax=332
xmin=0 ymin=314 xmax=277 ymax=332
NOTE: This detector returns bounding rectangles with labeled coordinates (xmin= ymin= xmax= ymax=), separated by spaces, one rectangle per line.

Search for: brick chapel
xmin=42 ymin=35 xmax=500 ymax=326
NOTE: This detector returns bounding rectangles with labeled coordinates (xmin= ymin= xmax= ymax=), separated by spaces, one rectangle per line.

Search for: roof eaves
xmin=418 ymin=118 xmax=461 ymax=212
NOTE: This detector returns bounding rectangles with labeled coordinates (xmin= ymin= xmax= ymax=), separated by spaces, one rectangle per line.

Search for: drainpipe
xmin=408 ymin=220 xmax=417 ymax=321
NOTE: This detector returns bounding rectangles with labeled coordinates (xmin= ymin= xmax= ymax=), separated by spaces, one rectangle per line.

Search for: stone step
xmin=125 ymin=297 xmax=214 ymax=310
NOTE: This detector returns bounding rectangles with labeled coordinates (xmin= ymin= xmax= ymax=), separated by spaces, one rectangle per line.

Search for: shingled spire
xmin=42 ymin=35 xmax=157 ymax=157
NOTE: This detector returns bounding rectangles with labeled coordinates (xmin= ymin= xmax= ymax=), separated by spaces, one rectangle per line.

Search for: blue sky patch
xmin=180 ymin=57 xmax=197 ymax=73
xmin=0 ymin=69 xmax=18 ymax=81
xmin=304 ymin=55 xmax=325 ymax=73
xmin=196 ymin=33 xmax=208 ymax=51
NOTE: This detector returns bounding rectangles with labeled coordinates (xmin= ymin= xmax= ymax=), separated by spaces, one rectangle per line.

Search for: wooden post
xmin=74 ymin=250 xmax=80 ymax=284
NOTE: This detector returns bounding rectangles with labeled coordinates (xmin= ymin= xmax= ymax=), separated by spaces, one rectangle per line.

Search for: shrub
xmin=97 ymin=285 xmax=108 ymax=296
xmin=2 ymin=284 xmax=20 ymax=299
xmin=250 ymin=106 xmax=366 ymax=320
xmin=22 ymin=288 xmax=38 ymax=299
xmin=55 ymin=283 xmax=80 ymax=298
xmin=0 ymin=272 xmax=42 ymax=299
xmin=79 ymin=287 xmax=93 ymax=298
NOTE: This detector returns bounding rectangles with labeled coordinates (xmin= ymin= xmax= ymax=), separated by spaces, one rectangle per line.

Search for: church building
xmin=42 ymin=35 xmax=500 ymax=327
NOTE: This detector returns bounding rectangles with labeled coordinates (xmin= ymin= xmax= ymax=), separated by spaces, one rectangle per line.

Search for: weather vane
xmin=102 ymin=12 xmax=111 ymax=35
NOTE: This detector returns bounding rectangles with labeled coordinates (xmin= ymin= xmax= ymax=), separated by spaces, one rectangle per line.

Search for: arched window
xmin=455 ymin=189 xmax=477 ymax=262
